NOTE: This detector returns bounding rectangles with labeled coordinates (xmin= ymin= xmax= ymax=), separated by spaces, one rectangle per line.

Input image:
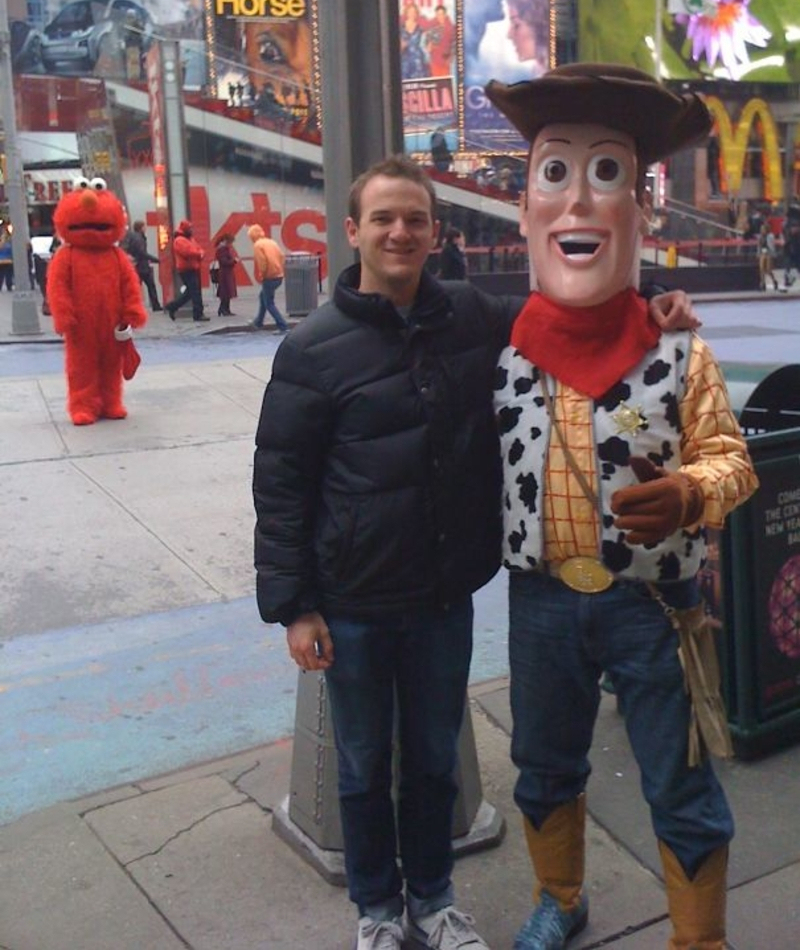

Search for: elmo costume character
xmin=48 ymin=177 xmax=147 ymax=425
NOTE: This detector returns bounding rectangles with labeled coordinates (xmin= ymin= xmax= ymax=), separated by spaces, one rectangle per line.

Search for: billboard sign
xmin=211 ymin=0 xmax=320 ymax=137
xmin=398 ymin=0 xmax=551 ymax=157
xmin=9 ymin=1 xmax=204 ymax=84
xmin=580 ymin=0 xmax=800 ymax=83
xmin=462 ymin=0 xmax=550 ymax=153
xmin=400 ymin=0 xmax=459 ymax=153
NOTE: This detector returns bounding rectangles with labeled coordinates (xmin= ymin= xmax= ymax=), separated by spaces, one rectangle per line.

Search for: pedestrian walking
xmin=757 ymin=221 xmax=778 ymax=291
xmin=0 ymin=224 xmax=14 ymax=290
xmin=123 ymin=220 xmax=162 ymax=311
xmin=782 ymin=213 xmax=800 ymax=288
xmin=213 ymin=233 xmax=239 ymax=316
xmin=166 ymin=219 xmax=207 ymax=322
xmin=247 ymin=225 xmax=288 ymax=331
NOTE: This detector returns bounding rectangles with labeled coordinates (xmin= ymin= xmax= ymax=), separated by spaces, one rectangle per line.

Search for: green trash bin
xmin=284 ymin=252 xmax=319 ymax=317
xmin=706 ymin=365 xmax=800 ymax=758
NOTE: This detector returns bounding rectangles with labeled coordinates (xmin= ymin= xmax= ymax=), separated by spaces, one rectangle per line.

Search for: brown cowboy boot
xmin=514 ymin=796 xmax=588 ymax=949
xmin=659 ymin=840 xmax=728 ymax=949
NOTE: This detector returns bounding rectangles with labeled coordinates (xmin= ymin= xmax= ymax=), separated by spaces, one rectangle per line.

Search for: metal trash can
xmin=283 ymin=252 xmax=319 ymax=317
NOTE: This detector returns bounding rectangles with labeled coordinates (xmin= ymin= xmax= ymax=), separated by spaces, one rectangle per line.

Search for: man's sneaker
xmin=408 ymin=905 xmax=489 ymax=949
xmin=356 ymin=915 xmax=405 ymax=950
xmin=513 ymin=891 xmax=589 ymax=950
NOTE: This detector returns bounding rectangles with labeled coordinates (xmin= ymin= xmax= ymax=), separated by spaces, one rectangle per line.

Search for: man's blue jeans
xmin=508 ymin=571 xmax=733 ymax=877
xmin=254 ymin=277 xmax=288 ymax=329
xmin=324 ymin=598 xmax=473 ymax=918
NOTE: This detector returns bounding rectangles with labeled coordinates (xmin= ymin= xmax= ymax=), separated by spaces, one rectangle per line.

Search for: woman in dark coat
xmin=214 ymin=233 xmax=239 ymax=315
xmin=438 ymin=227 xmax=467 ymax=280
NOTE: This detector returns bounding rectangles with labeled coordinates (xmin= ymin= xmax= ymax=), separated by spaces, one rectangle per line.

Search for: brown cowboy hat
xmin=485 ymin=63 xmax=711 ymax=166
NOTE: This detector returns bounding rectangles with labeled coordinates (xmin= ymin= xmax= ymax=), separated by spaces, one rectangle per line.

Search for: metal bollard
xmin=272 ymin=671 xmax=505 ymax=885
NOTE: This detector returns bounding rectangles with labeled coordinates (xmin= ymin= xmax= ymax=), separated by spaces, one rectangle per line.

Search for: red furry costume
xmin=48 ymin=179 xmax=147 ymax=425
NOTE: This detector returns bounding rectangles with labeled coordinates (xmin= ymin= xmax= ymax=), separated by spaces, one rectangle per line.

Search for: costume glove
xmin=610 ymin=456 xmax=705 ymax=546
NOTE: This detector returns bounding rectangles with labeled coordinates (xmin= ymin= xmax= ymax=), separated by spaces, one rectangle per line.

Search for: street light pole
xmin=0 ymin=3 xmax=42 ymax=334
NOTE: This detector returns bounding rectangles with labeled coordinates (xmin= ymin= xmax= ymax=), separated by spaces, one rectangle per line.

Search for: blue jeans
xmin=324 ymin=598 xmax=473 ymax=918
xmin=508 ymin=571 xmax=733 ymax=876
xmin=254 ymin=276 xmax=287 ymax=329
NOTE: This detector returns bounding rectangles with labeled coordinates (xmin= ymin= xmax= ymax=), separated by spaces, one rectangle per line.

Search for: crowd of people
xmin=22 ymin=215 xmax=290 ymax=329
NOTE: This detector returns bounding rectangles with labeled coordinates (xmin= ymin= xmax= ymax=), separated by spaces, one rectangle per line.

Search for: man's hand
xmin=611 ymin=456 xmax=705 ymax=545
xmin=648 ymin=290 xmax=701 ymax=331
xmin=287 ymin=611 xmax=334 ymax=671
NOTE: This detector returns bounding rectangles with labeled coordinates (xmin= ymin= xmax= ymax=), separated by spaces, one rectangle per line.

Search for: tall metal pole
xmin=318 ymin=0 xmax=403 ymax=283
xmin=0 ymin=3 xmax=42 ymax=334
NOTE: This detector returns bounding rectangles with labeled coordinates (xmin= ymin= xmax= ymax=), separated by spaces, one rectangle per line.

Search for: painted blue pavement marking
xmin=2 ymin=574 xmax=509 ymax=825
xmin=1 ymin=598 xmax=296 ymax=824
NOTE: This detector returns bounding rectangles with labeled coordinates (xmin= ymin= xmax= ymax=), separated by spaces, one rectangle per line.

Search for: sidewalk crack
xmin=123 ymin=800 xmax=246 ymax=867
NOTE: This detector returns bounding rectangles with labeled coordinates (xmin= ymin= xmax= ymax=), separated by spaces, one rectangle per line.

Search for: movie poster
xmin=398 ymin=0 xmax=458 ymax=155
xmin=462 ymin=0 xmax=550 ymax=153
xmin=212 ymin=0 xmax=320 ymax=138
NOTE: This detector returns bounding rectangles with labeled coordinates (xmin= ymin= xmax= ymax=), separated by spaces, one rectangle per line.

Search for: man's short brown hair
xmin=348 ymin=154 xmax=437 ymax=223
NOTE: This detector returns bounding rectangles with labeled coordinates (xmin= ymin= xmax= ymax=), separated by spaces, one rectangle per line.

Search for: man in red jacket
xmin=166 ymin=219 xmax=208 ymax=322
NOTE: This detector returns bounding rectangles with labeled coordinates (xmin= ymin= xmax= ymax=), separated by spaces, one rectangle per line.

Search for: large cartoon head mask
xmin=486 ymin=64 xmax=711 ymax=306
xmin=53 ymin=177 xmax=128 ymax=250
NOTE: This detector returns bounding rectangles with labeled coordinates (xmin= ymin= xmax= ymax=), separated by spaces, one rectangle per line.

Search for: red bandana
xmin=510 ymin=287 xmax=661 ymax=398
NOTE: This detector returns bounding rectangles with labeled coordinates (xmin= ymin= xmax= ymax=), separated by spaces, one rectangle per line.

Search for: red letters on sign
xmin=146 ymin=188 xmax=328 ymax=291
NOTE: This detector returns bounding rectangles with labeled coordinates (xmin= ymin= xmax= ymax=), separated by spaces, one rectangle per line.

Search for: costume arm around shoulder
xmin=467 ymin=284 xmax=525 ymax=350
xmin=679 ymin=335 xmax=759 ymax=527
xmin=253 ymin=336 xmax=333 ymax=625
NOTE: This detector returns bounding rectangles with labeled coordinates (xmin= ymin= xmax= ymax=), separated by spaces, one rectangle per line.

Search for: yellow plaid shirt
xmin=543 ymin=336 xmax=758 ymax=564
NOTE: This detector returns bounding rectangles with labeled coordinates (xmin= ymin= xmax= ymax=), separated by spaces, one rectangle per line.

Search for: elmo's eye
xmin=535 ymin=156 xmax=571 ymax=192
xmin=75 ymin=177 xmax=91 ymax=189
xmin=89 ymin=177 xmax=107 ymax=191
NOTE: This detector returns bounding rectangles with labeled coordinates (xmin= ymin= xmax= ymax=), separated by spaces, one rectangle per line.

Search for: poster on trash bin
xmin=747 ymin=455 xmax=800 ymax=717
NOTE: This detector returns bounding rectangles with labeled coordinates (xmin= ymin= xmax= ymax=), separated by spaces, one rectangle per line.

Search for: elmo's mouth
xmin=68 ymin=222 xmax=113 ymax=232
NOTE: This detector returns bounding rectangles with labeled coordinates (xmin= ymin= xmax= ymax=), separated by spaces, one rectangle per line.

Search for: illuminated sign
xmin=579 ymin=0 xmax=798 ymax=83
xmin=215 ymin=0 xmax=306 ymax=16
xmin=704 ymin=96 xmax=783 ymax=201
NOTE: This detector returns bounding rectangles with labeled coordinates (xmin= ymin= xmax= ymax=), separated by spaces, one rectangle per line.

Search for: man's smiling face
xmin=345 ymin=174 xmax=438 ymax=306
xmin=520 ymin=123 xmax=643 ymax=307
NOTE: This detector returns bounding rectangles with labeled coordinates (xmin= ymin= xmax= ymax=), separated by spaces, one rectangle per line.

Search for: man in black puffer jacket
xmin=253 ymin=155 xmax=694 ymax=950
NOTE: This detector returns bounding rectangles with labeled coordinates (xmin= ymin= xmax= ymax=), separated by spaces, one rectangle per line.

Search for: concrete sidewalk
xmin=2 ymin=682 xmax=799 ymax=949
xmin=1 ymin=288 xmax=799 ymax=949
xmin=0 ymin=281 xmax=297 ymax=344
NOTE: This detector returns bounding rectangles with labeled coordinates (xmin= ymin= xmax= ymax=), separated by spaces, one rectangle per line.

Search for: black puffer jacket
xmin=253 ymin=264 xmax=521 ymax=625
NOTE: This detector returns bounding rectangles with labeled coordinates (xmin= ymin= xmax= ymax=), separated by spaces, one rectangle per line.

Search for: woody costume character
xmin=487 ymin=65 xmax=758 ymax=950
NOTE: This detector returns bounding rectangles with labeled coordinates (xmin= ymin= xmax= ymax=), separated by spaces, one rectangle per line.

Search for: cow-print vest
xmin=495 ymin=330 xmax=705 ymax=583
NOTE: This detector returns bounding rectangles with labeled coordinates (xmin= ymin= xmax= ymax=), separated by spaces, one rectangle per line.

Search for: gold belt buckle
xmin=558 ymin=556 xmax=614 ymax=594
